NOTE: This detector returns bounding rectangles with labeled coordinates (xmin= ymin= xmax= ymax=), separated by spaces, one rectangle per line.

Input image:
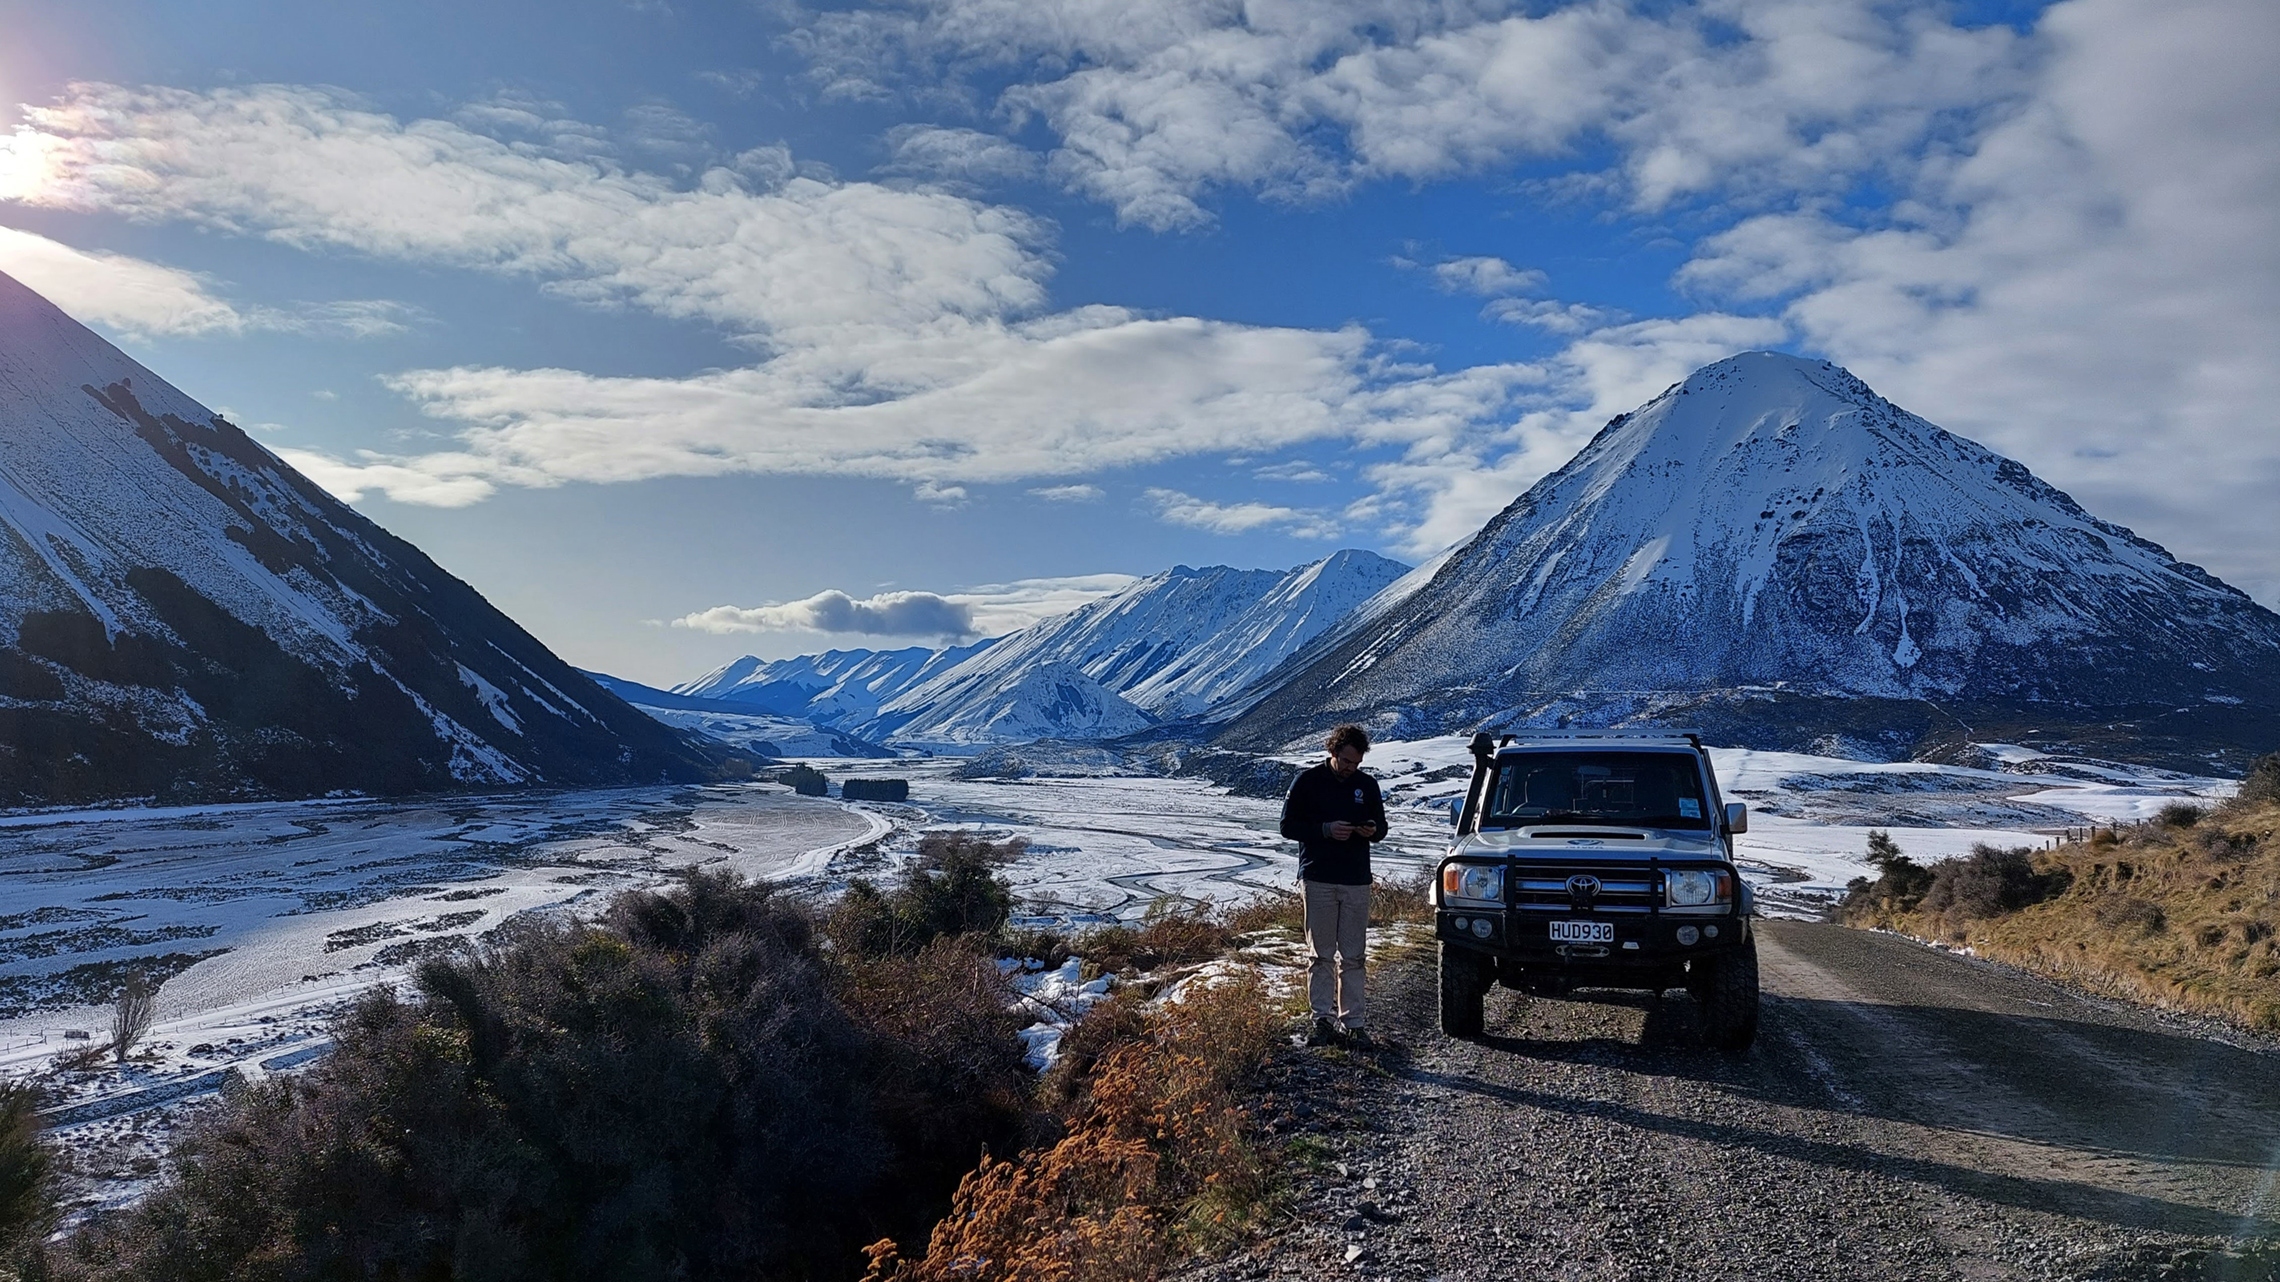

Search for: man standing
xmin=1280 ymin=724 xmax=1388 ymax=1048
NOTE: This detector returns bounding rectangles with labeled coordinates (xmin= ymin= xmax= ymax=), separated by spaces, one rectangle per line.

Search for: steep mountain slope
xmin=1221 ymin=352 xmax=2280 ymax=765
xmin=870 ymin=551 xmax=1409 ymax=746
xmin=673 ymin=641 xmax=996 ymax=726
xmin=0 ymin=270 xmax=724 ymax=805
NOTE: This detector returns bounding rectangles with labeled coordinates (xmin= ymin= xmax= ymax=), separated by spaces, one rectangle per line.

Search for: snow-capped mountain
xmin=1221 ymin=352 xmax=2280 ymax=765
xmin=0 ymin=270 xmax=724 ymax=805
xmin=870 ymin=551 xmax=1410 ymax=746
xmin=673 ymin=640 xmax=997 ymax=726
xmin=583 ymin=669 xmax=895 ymax=758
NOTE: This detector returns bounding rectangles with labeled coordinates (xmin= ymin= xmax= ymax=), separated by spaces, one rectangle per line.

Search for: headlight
xmin=1664 ymin=869 xmax=1733 ymax=907
xmin=1441 ymin=863 xmax=1504 ymax=902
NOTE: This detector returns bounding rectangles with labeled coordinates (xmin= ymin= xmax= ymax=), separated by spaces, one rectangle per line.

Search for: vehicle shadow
xmin=1423 ymin=986 xmax=2280 ymax=1238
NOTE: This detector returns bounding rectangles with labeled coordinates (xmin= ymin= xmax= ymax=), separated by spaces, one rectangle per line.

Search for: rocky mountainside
xmin=0 ymin=270 xmax=726 ymax=805
xmin=870 ymin=551 xmax=1409 ymax=747
xmin=1220 ymin=352 xmax=2280 ymax=767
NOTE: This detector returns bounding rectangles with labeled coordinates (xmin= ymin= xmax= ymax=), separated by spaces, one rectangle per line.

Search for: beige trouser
xmin=1303 ymin=879 xmax=1370 ymax=1028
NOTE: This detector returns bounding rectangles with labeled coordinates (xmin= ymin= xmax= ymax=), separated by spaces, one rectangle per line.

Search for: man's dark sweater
xmin=1280 ymin=762 xmax=1388 ymax=885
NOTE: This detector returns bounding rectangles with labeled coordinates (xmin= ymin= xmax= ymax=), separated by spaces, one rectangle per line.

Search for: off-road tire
xmin=1692 ymin=941 xmax=1761 ymax=1051
xmin=1439 ymin=942 xmax=1489 ymax=1038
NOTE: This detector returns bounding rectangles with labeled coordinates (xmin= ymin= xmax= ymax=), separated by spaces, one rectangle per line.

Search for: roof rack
xmin=1488 ymin=728 xmax=1706 ymax=748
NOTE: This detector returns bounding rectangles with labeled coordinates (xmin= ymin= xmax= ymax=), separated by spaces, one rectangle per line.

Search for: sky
xmin=0 ymin=0 xmax=2273 ymax=687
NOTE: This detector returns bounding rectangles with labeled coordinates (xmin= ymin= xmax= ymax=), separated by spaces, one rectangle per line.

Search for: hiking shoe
xmin=1342 ymin=1025 xmax=1375 ymax=1051
xmin=1307 ymin=1016 xmax=1342 ymax=1047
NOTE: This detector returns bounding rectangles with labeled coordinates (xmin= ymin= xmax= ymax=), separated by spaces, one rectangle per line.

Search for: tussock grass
xmin=1854 ymin=794 xmax=2280 ymax=1030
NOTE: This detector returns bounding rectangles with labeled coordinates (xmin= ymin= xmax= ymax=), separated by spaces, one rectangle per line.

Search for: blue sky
xmin=1 ymin=0 xmax=2273 ymax=685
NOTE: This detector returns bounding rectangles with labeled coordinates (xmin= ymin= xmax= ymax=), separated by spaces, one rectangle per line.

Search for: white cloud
xmin=1028 ymin=483 xmax=1103 ymax=501
xmin=675 ymin=589 xmax=976 ymax=637
xmin=798 ymin=0 xmax=2022 ymax=229
xmin=947 ymin=573 xmax=1138 ymax=635
xmin=880 ymin=125 xmax=1041 ymax=185
xmin=1430 ymin=255 xmax=1544 ymax=297
xmin=1672 ymin=0 xmax=2280 ymax=604
xmin=674 ymin=572 xmax=1138 ymax=639
xmin=4 ymin=83 xmax=1541 ymax=522
xmin=1145 ymin=487 xmax=1338 ymax=539
xmin=9 ymin=84 xmax=1050 ymax=340
xmin=913 ymin=479 xmax=969 ymax=505
xmin=0 ymin=224 xmax=424 ymax=340
xmin=0 ymin=224 xmax=247 ymax=336
xmin=1253 ymin=461 xmax=1330 ymax=482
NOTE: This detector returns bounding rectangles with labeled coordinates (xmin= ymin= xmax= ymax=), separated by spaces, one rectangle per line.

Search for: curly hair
xmin=1324 ymin=724 xmax=1371 ymax=756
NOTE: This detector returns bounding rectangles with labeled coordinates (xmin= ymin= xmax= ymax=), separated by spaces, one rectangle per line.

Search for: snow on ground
xmin=0 ymin=734 xmax=2235 ymax=1214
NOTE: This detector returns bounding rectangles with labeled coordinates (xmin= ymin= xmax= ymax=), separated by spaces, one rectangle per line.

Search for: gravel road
xmin=1193 ymin=921 xmax=2280 ymax=1282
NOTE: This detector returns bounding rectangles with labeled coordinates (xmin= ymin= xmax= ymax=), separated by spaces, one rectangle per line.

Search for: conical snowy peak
xmin=0 ymin=270 xmax=721 ymax=804
xmin=1222 ymin=352 xmax=2280 ymax=766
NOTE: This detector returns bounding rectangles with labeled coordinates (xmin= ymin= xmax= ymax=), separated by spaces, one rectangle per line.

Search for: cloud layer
xmin=675 ymin=573 xmax=1137 ymax=638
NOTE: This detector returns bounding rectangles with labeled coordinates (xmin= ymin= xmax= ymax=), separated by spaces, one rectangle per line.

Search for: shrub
xmin=864 ymin=973 xmax=1281 ymax=1282
xmin=842 ymin=778 xmax=911 ymax=802
xmin=111 ymin=973 xmax=157 ymax=1063
xmin=779 ymin=764 xmax=829 ymax=796
xmin=2235 ymin=753 xmax=2280 ymax=808
xmin=0 ymin=1083 xmax=51 ymax=1271
xmin=1920 ymin=844 xmax=2070 ymax=929
xmin=1842 ymin=830 xmax=1934 ymax=920
xmin=58 ymin=870 xmax=1027 ymax=1282
xmin=1076 ymin=898 xmax=1235 ymax=974
xmin=828 ymin=833 xmax=1021 ymax=959
xmin=2157 ymin=802 xmax=2206 ymax=828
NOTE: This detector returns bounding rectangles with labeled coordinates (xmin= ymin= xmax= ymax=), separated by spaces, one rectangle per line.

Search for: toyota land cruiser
xmin=1433 ymin=730 xmax=1759 ymax=1050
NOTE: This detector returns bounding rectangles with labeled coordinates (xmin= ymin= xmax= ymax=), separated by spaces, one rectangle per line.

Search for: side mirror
xmin=1725 ymin=801 xmax=1748 ymax=835
xmin=1448 ymin=798 xmax=1462 ymax=829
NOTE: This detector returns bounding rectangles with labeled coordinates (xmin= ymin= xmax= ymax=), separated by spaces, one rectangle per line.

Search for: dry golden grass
xmin=1891 ymin=799 xmax=2280 ymax=1030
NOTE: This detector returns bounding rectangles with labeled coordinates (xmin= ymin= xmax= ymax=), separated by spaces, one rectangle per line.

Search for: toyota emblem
xmin=1565 ymin=874 xmax=1601 ymax=907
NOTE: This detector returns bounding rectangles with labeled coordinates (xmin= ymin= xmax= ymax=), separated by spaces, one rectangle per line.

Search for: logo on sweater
xmin=1353 ymin=788 xmax=1364 ymax=805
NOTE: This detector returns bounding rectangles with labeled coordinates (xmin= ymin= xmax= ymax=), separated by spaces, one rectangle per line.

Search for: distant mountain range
xmin=0 ymin=270 xmax=729 ymax=805
xmin=652 ymin=551 xmax=1411 ymax=750
xmin=1218 ymin=352 xmax=2280 ymax=768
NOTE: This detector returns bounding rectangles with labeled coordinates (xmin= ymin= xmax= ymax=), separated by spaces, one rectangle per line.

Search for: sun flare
xmin=0 ymin=129 xmax=53 ymax=202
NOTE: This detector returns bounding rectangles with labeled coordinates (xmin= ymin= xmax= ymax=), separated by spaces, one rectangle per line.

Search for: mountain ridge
xmin=0 ymin=269 xmax=727 ymax=804
xmin=1218 ymin=352 xmax=2280 ymax=767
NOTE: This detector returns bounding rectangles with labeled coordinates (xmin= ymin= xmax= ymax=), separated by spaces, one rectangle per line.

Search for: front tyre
xmin=1693 ymin=942 xmax=1761 ymax=1051
xmin=1439 ymin=942 xmax=1489 ymax=1038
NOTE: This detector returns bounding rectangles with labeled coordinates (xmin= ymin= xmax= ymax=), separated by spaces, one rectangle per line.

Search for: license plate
xmin=1549 ymin=920 xmax=1613 ymax=944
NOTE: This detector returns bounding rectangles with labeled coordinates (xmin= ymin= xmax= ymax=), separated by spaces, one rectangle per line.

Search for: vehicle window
xmin=1484 ymin=752 xmax=1711 ymax=829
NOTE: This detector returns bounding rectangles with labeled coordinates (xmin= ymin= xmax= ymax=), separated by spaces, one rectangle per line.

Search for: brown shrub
xmin=1368 ymin=875 xmax=1432 ymax=925
xmin=1075 ymin=899 xmax=1236 ymax=974
xmin=1222 ymin=891 xmax=1302 ymax=936
xmin=865 ymin=973 xmax=1281 ymax=1282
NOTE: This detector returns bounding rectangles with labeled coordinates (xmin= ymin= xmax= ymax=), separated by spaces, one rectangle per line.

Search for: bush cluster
xmin=779 ymin=764 xmax=829 ymax=797
xmin=1917 ymin=844 xmax=2072 ymax=932
xmin=828 ymin=833 xmax=1019 ymax=959
xmin=2236 ymin=752 xmax=2280 ymax=808
xmin=53 ymin=870 xmax=1029 ymax=1282
xmin=842 ymin=778 xmax=911 ymax=802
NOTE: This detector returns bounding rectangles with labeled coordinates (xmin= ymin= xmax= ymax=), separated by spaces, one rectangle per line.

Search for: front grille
xmin=1510 ymin=864 xmax=1659 ymax=914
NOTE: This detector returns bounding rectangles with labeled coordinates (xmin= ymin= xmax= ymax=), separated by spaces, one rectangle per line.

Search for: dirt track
xmin=1197 ymin=921 xmax=2280 ymax=1282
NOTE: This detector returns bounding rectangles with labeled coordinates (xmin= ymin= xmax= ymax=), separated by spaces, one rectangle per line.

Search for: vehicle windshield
xmin=1483 ymin=751 xmax=1712 ymax=830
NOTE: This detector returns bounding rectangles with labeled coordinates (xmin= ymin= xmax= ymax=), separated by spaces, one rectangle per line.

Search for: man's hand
xmin=1324 ymin=820 xmax=1356 ymax=841
xmin=1355 ymin=822 xmax=1378 ymax=840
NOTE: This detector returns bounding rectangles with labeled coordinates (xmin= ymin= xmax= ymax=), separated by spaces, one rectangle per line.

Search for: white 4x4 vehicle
xmin=1433 ymin=730 xmax=1759 ymax=1049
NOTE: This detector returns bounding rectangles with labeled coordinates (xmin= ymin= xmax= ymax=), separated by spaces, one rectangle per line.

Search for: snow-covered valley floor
xmin=0 ymin=738 xmax=2235 ymax=1217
